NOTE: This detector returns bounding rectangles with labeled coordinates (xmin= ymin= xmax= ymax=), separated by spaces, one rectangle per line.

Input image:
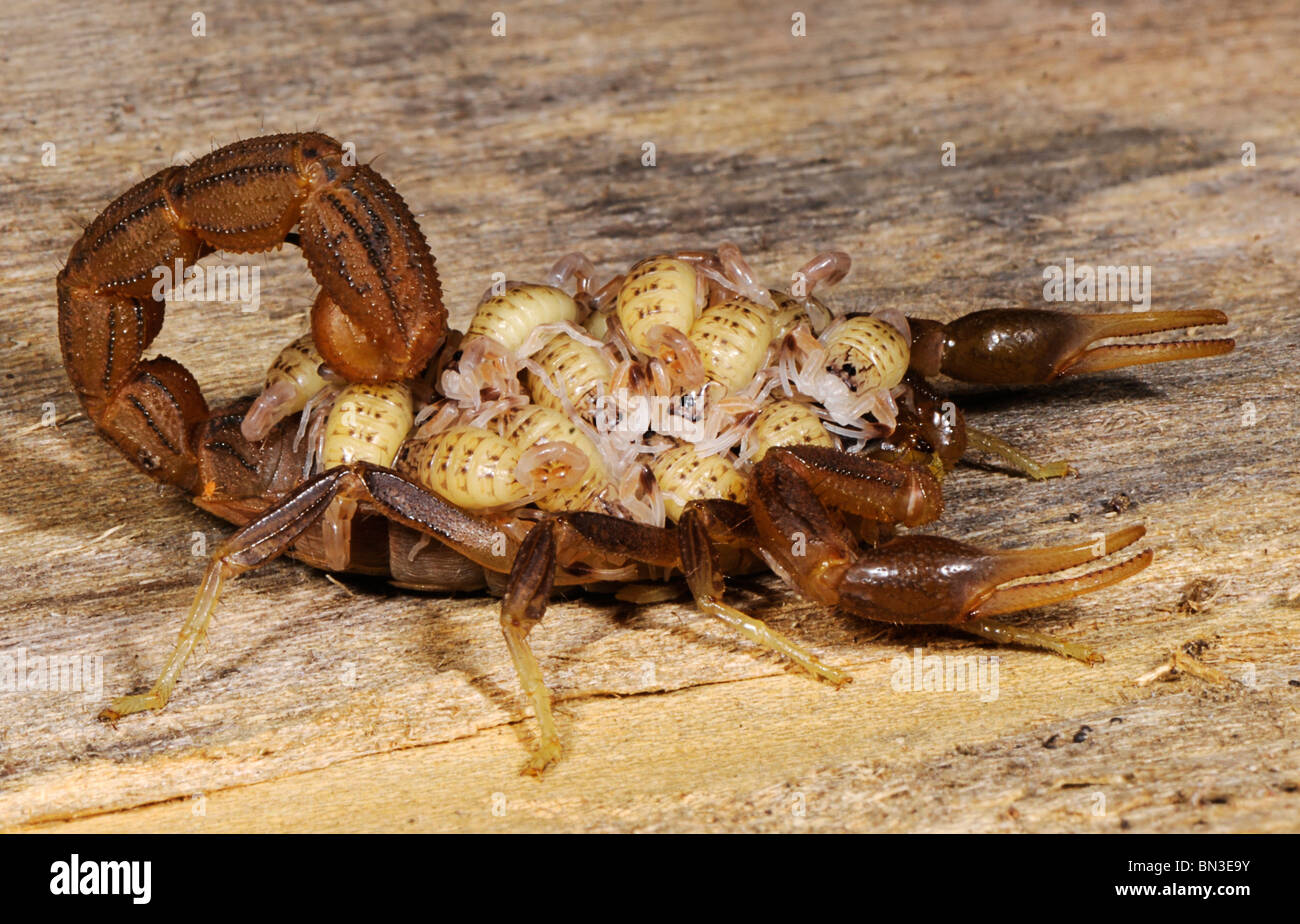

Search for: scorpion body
xmin=59 ymin=133 xmax=1236 ymax=774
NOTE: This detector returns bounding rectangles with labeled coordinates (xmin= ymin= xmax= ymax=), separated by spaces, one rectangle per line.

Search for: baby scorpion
xmin=58 ymin=133 xmax=1236 ymax=775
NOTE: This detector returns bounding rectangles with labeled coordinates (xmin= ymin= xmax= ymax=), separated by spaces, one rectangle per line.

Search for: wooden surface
xmin=1 ymin=0 xmax=1298 ymax=833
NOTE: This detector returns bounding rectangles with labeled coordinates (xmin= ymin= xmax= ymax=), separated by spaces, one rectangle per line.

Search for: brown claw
xmin=837 ymin=525 xmax=1150 ymax=661
xmin=969 ymin=524 xmax=1151 ymax=618
xmin=909 ymin=308 xmax=1234 ymax=384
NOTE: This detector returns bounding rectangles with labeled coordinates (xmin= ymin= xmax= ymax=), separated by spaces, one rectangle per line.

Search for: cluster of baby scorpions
xmin=58 ymin=133 xmax=1235 ymax=774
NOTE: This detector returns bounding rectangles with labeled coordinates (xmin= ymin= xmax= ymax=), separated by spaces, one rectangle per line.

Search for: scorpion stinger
xmin=57 ymin=133 xmax=446 ymax=490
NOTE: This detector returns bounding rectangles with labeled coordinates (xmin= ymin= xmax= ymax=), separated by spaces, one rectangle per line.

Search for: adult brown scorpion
xmin=58 ymin=132 xmax=1235 ymax=774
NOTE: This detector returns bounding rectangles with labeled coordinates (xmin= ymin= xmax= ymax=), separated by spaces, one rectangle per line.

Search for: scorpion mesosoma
xmin=58 ymin=132 xmax=1235 ymax=774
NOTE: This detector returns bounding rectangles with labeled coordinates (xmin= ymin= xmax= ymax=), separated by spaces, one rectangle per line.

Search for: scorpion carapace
xmin=59 ymin=134 xmax=1236 ymax=774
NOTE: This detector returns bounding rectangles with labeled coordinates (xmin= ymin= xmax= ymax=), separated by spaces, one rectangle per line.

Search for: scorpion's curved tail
xmin=57 ymin=132 xmax=447 ymax=492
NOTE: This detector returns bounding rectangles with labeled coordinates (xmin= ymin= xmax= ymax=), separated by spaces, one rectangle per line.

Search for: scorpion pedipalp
xmin=837 ymin=524 xmax=1152 ymax=664
xmin=908 ymin=307 xmax=1235 ymax=384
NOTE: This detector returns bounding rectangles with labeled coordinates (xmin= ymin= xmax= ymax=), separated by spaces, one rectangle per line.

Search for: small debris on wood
xmin=15 ymin=411 xmax=83 ymax=435
xmin=1051 ymin=773 xmax=1132 ymax=789
xmin=868 ymin=784 xmax=910 ymax=805
xmin=1134 ymin=643 xmax=1233 ymax=687
xmin=1043 ymin=725 xmax=1096 ymax=749
xmin=1177 ymin=578 xmax=1221 ymax=616
xmin=1192 ymin=791 xmax=1232 ymax=807
xmin=45 ymin=524 xmax=125 ymax=557
xmin=1134 ymin=662 xmax=1176 ymax=686
xmin=1103 ymin=492 xmax=1135 ymax=515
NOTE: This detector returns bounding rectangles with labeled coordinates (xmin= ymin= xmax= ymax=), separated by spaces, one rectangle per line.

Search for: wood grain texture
xmin=1 ymin=0 xmax=1297 ymax=832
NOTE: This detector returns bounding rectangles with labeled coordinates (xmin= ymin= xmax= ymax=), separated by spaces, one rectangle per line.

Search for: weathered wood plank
xmin=0 ymin=0 xmax=1297 ymax=832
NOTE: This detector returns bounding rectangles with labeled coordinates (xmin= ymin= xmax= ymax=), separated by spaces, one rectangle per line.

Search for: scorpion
xmin=58 ymin=132 xmax=1235 ymax=774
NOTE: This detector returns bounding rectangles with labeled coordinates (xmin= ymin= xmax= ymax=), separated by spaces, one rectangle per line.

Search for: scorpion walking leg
xmin=961 ymin=620 xmax=1103 ymax=663
xmin=964 ymin=427 xmax=1072 ymax=481
xmin=556 ymin=509 xmax=846 ymax=683
xmin=102 ymin=463 xmax=518 ymax=723
xmin=679 ymin=500 xmax=849 ymax=685
xmin=498 ymin=520 xmax=563 ymax=775
xmin=100 ymin=467 xmax=352 ymax=720
xmin=363 ymin=469 xmax=574 ymax=774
